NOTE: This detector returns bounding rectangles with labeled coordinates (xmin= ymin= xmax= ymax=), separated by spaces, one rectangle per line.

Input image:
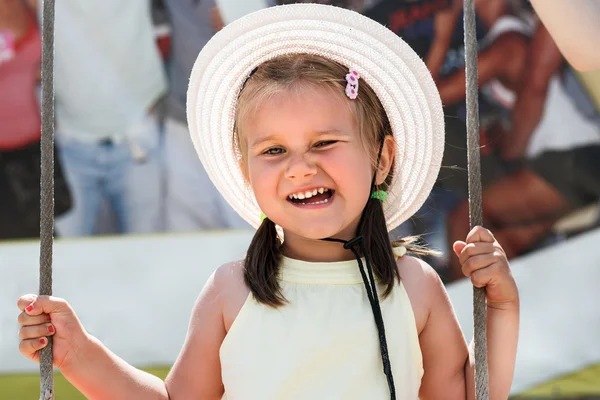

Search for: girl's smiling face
xmin=242 ymin=85 xmax=387 ymax=248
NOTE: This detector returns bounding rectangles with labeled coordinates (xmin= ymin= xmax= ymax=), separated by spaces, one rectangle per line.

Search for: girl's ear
xmin=375 ymin=135 xmax=396 ymax=185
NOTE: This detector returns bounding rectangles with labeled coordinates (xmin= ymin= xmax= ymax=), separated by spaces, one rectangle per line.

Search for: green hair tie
xmin=371 ymin=190 xmax=388 ymax=202
xmin=260 ymin=212 xmax=267 ymax=222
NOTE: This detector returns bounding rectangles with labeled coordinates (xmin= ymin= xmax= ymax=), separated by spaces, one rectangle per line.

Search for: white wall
xmin=1 ymin=228 xmax=599 ymax=395
xmin=0 ymin=230 xmax=253 ymax=373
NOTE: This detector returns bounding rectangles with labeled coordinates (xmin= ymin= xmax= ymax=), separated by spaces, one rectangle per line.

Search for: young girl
xmin=17 ymin=4 xmax=519 ymax=399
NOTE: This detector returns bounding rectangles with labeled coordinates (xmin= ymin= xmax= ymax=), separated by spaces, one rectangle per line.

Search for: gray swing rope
xmin=39 ymin=0 xmax=55 ymax=399
xmin=463 ymin=0 xmax=489 ymax=398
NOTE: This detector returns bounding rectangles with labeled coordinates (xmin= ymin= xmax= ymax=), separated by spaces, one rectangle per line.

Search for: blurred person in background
xmin=529 ymin=0 xmax=600 ymax=72
xmin=276 ymin=0 xmax=366 ymax=11
xmin=30 ymin=0 xmax=167 ymax=237
xmin=360 ymin=0 xmax=463 ymax=271
xmin=359 ymin=0 xmax=507 ymax=275
xmin=0 ymin=0 xmax=71 ymax=240
xmin=152 ymin=0 xmax=171 ymax=60
xmin=161 ymin=0 xmax=248 ymax=231
xmin=443 ymin=8 xmax=600 ymax=280
xmin=400 ymin=0 xmax=508 ymax=190
xmin=418 ymin=0 xmax=510 ymax=199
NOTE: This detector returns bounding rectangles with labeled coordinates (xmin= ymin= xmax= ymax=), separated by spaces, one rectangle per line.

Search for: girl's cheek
xmin=246 ymin=156 xmax=262 ymax=179
xmin=250 ymin=156 xmax=284 ymax=174
xmin=248 ymin=160 xmax=275 ymax=190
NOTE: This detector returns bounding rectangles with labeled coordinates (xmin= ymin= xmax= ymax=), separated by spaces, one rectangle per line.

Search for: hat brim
xmin=187 ymin=4 xmax=445 ymax=231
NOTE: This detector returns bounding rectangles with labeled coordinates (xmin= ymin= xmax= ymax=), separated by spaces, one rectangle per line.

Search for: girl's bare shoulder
xmin=396 ymin=255 xmax=447 ymax=334
xmin=214 ymin=260 xmax=251 ymax=332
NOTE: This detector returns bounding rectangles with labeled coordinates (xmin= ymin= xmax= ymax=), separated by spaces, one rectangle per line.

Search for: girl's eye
xmin=264 ymin=147 xmax=285 ymax=155
xmin=314 ymin=140 xmax=337 ymax=148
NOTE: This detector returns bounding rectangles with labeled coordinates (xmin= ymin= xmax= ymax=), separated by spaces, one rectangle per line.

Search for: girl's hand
xmin=17 ymin=295 xmax=89 ymax=369
xmin=453 ymin=226 xmax=519 ymax=309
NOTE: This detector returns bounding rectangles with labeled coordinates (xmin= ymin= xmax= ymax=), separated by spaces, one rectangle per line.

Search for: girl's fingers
xmin=469 ymin=263 xmax=500 ymax=288
xmin=458 ymin=242 xmax=498 ymax=267
xmin=17 ymin=295 xmax=69 ymax=317
xmin=452 ymin=241 xmax=467 ymax=257
xmin=17 ymin=295 xmax=37 ymax=312
xmin=19 ymin=337 xmax=48 ymax=360
xmin=18 ymin=311 xmax=51 ymax=327
xmin=19 ymin=323 xmax=55 ymax=341
xmin=461 ymin=253 xmax=499 ymax=277
xmin=465 ymin=226 xmax=496 ymax=244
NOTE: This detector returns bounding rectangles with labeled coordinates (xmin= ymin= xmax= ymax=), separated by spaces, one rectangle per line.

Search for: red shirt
xmin=0 ymin=16 xmax=41 ymax=150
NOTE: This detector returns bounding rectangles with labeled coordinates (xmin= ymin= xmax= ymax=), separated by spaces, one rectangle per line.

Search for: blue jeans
xmin=162 ymin=118 xmax=248 ymax=231
xmin=55 ymin=114 xmax=163 ymax=236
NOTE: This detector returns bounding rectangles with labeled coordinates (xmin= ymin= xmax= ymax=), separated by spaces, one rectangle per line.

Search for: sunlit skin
xmin=242 ymin=85 xmax=395 ymax=263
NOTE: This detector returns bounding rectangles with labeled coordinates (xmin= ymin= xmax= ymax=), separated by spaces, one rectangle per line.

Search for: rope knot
xmin=343 ymin=235 xmax=364 ymax=250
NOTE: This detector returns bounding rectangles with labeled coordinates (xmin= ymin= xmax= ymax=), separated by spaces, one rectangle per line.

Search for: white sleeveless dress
xmin=220 ymin=254 xmax=423 ymax=399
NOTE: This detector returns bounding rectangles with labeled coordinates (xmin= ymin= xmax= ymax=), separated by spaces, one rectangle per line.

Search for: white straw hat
xmin=187 ymin=3 xmax=445 ymax=231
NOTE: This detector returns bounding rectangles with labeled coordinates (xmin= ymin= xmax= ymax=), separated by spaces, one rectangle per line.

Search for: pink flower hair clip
xmin=345 ymin=68 xmax=360 ymax=100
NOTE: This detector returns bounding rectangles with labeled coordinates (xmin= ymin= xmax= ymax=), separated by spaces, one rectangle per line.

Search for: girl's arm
xmin=529 ymin=0 xmax=600 ymax=71
xmin=59 ymin=337 xmax=170 ymax=400
xmin=458 ymin=227 xmax=519 ymax=400
xmin=20 ymin=266 xmax=232 ymax=399
xmin=464 ymin=301 xmax=520 ymax=400
xmin=60 ymin=267 xmax=228 ymax=399
xmin=165 ymin=266 xmax=231 ymax=399
xmin=412 ymin=226 xmax=519 ymax=399
xmin=17 ymin=295 xmax=169 ymax=400
xmin=409 ymin=258 xmax=470 ymax=399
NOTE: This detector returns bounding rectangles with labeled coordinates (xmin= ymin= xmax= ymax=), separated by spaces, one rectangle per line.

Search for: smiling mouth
xmin=287 ymin=189 xmax=334 ymax=206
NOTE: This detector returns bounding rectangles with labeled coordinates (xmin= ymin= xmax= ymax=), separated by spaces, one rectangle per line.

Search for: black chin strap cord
xmin=323 ymin=235 xmax=396 ymax=399
xmin=321 ymin=141 xmax=396 ymax=399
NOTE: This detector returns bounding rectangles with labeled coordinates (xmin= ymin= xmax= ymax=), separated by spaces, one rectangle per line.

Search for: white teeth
xmin=289 ymin=188 xmax=331 ymax=200
xmin=298 ymin=198 xmax=329 ymax=205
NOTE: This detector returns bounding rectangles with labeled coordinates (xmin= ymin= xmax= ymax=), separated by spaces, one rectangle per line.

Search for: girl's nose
xmin=284 ymin=154 xmax=318 ymax=180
